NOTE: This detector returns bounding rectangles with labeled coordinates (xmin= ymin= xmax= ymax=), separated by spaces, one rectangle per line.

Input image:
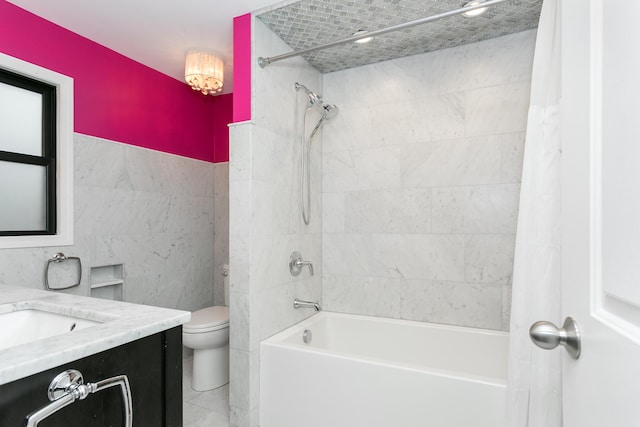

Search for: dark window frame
xmin=0 ymin=69 xmax=57 ymax=236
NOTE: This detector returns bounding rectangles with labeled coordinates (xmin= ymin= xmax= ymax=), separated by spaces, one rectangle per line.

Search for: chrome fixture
xmin=289 ymin=251 xmax=314 ymax=276
xmin=45 ymin=252 xmax=82 ymax=290
xmin=293 ymin=298 xmax=320 ymax=311
xmin=302 ymin=329 xmax=313 ymax=344
xmin=529 ymin=317 xmax=581 ymax=360
xmin=25 ymin=369 xmax=133 ymax=426
xmin=258 ymin=0 xmax=508 ymax=68
xmin=295 ymin=82 xmax=338 ymax=225
xmin=295 ymin=82 xmax=322 ymax=107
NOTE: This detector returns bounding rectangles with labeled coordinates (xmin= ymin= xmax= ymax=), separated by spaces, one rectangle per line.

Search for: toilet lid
xmin=184 ymin=306 xmax=229 ymax=331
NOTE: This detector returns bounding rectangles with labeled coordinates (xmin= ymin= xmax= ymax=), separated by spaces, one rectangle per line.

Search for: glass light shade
xmin=185 ymin=50 xmax=224 ymax=95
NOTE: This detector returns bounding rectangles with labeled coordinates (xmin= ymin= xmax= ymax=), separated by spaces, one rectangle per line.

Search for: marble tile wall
xmin=0 ymin=134 xmax=216 ymax=312
xmin=322 ymin=30 xmax=536 ymax=331
xmin=213 ymin=162 xmax=230 ymax=306
xmin=228 ymin=19 xmax=323 ymax=427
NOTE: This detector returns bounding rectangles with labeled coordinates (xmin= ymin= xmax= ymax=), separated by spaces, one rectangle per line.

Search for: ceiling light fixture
xmin=462 ymin=0 xmax=488 ymax=17
xmin=184 ymin=50 xmax=224 ymax=95
xmin=352 ymin=30 xmax=373 ymax=44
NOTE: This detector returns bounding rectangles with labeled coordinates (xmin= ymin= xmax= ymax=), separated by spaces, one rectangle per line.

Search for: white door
xmin=560 ymin=0 xmax=640 ymax=425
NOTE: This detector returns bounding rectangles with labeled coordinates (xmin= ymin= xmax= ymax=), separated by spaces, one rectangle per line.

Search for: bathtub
xmin=260 ymin=311 xmax=509 ymax=427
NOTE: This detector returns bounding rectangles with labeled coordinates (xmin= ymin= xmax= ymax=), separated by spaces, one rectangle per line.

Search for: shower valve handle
xmin=289 ymin=251 xmax=313 ymax=276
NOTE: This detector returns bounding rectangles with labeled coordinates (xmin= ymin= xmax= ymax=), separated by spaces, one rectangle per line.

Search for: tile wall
xmin=0 ymin=134 xmax=216 ymax=312
xmin=322 ymin=30 xmax=536 ymax=331
xmin=213 ymin=162 xmax=230 ymax=306
xmin=228 ymin=19 xmax=323 ymax=427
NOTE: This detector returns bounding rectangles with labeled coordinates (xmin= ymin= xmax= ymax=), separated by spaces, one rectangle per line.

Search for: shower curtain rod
xmin=257 ymin=0 xmax=509 ymax=68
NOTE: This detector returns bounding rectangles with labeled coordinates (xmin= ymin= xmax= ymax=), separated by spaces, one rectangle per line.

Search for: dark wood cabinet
xmin=0 ymin=326 xmax=182 ymax=426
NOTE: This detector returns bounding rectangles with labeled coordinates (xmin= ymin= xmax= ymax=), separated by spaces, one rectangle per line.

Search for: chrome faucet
xmin=293 ymin=298 xmax=320 ymax=311
xmin=289 ymin=251 xmax=314 ymax=276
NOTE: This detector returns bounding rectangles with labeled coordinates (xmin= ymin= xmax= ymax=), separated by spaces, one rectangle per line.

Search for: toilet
xmin=183 ymin=264 xmax=230 ymax=391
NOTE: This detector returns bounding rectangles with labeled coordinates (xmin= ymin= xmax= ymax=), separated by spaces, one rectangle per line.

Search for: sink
xmin=0 ymin=309 xmax=102 ymax=351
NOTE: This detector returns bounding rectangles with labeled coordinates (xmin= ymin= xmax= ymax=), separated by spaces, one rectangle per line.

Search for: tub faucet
xmin=293 ymin=298 xmax=320 ymax=311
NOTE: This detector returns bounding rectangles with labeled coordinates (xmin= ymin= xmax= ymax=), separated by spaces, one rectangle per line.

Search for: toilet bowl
xmin=183 ymin=306 xmax=229 ymax=391
xmin=183 ymin=264 xmax=230 ymax=391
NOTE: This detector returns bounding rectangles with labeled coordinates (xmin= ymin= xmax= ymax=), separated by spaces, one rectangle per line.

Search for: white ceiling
xmin=7 ymin=0 xmax=286 ymax=94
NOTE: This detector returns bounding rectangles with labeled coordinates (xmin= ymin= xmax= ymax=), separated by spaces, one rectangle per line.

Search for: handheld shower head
xmin=322 ymin=104 xmax=339 ymax=120
xmin=296 ymin=82 xmax=339 ymax=226
xmin=307 ymin=104 xmax=338 ymax=142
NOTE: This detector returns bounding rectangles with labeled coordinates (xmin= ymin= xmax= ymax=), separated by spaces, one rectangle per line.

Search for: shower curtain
xmin=505 ymin=0 xmax=562 ymax=426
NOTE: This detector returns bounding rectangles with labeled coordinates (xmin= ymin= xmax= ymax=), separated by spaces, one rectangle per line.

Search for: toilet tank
xmin=223 ymin=263 xmax=229 ymax=306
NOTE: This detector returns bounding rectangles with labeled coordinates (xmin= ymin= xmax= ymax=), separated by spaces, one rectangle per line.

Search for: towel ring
xmin=45 ymin=252 xmax=82 ymax=290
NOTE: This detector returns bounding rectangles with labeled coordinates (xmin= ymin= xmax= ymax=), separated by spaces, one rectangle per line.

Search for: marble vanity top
xmin=0 ymin=285 xmax=190 ymax=385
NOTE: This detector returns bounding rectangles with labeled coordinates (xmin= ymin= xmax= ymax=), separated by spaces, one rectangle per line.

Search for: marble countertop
xmin=0 ymin=285 xmax=190 ymax=385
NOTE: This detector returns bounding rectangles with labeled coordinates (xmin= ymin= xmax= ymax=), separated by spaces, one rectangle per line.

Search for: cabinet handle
xmin=24 ymin=369 xmax=133 ymax=427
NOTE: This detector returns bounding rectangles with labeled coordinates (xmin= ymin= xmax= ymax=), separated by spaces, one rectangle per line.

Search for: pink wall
xmin=0 ymin=0 xmax=230 ymax=163
xmin=233 ymin=14 xmax=252 ymax=123
xmin=212 ymin=93 xmax=232 ymax=162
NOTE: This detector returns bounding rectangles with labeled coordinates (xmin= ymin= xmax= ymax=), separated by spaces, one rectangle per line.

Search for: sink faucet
xmin=293 ymin=298 xmax=320 ymax=311
xmin=289 ymin=251 xmax=314 ymax=276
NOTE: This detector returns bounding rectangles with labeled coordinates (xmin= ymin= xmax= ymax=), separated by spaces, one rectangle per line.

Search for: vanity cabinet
xmin=0 ymin=326 xmax=182 ymax=426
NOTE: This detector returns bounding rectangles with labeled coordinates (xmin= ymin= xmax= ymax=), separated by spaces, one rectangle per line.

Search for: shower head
xmin=295 ymin=82 xmax=339 ymax=143
xmin=295 ymin=82 xmax=322 ymax=107
xmin=307 ymin=104 xmax=338 ymax=142
xmin=297 ymin=84 xmax=339 ymax=226
xmin=322 ymin=104 xmax=339 ymax=121
xmin=295 ymin=83 xmax=339 ymax=121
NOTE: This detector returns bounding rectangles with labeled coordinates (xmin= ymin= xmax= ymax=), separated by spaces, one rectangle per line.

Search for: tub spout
xmin=293 ymin=298 xmax=320 ymax=311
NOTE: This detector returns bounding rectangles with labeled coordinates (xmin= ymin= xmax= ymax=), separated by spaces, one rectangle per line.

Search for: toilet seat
xmin=184 ymin=306 xmax=229 ymax=333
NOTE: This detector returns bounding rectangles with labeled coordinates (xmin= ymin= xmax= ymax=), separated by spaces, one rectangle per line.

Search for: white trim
xmin=0 ymin=52 xmax=74 ymax=249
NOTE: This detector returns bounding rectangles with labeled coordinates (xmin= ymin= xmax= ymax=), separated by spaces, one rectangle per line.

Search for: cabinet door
xmin=0 ymin=327 xmax=182 ymax=427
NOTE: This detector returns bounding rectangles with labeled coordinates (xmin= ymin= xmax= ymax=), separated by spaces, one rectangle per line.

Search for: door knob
xmin=529 ymin=317 xmax=581 ymax=359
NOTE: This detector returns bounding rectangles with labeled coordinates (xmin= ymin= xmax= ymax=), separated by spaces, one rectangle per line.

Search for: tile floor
xmin=183 ymin=356 xmax=230 ymax=427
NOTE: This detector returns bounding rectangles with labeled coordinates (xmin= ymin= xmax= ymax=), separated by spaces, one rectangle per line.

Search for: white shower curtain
xmin=506 ymin=0 xmax=562 ymax=426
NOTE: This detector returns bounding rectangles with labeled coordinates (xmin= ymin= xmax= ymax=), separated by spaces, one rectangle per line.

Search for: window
xmin=0 ymin=53 xmax=73 ymax=249
xmin=0 ymin=69 xmax=57 ymax=235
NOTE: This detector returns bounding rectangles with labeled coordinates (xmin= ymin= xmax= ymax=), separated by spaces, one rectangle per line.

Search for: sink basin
xmin=0 ymin=309 xmax=101 ymax=351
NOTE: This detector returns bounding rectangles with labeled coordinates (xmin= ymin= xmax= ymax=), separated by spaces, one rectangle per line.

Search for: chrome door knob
xmin=529 ymin=317 xmax=581 ymax=360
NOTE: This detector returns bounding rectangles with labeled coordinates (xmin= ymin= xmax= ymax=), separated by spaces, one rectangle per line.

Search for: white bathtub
xmin=260 ymin=311 xmax=509 ymax=427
